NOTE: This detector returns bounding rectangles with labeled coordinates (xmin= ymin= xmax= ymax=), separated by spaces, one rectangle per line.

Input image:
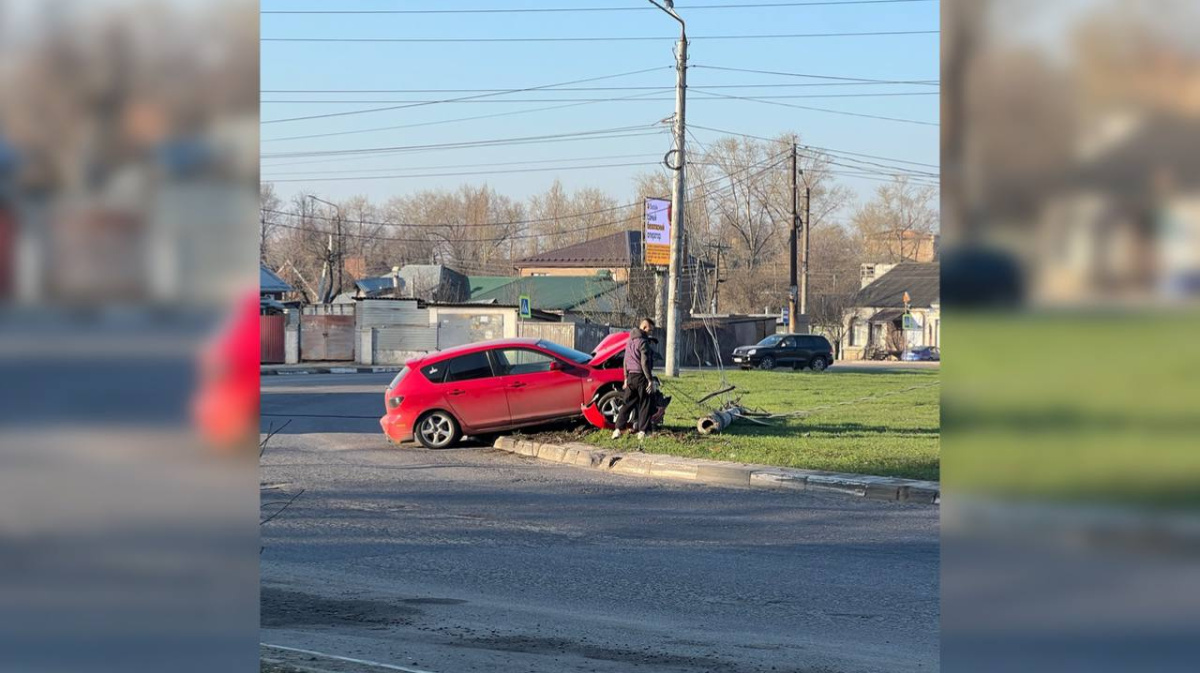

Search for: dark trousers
xmin=615 ymin=372 xmax=652 ymax=432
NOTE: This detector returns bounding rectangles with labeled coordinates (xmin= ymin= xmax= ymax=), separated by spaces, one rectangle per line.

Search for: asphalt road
xmin=261 ymin=373 xmax=939 ymax=673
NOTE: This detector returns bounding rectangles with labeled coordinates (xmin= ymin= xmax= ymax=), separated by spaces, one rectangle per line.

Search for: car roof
xmin=415 ymin=338 xmax=546 ymax=364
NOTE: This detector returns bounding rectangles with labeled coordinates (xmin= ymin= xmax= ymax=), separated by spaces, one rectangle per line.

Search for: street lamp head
xmin=664 ymin=0 xmax=674 ymax=7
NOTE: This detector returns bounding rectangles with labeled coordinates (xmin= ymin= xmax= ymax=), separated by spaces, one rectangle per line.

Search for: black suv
xmin=732 ymin=334 xmax=834 ymax=372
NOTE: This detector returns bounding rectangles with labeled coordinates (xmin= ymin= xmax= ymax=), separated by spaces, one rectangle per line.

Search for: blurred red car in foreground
xmin=192 ymin=291 xmax=260 ymax=452
xmin=381 ymin=334 xmax=631 ymax=448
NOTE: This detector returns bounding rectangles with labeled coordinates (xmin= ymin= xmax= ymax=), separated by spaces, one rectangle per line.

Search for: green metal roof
xmin=469 ymin=275 xmax=624 ymax=311
xmin=468 ymin=276 xmax=521 ymax=297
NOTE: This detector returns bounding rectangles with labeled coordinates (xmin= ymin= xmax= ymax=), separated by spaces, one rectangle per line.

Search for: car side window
xmin=421 ymin=362 xmax=447 ymax=383
xmin=493 ymin=349 xmax=556 ymax=376
xmin=445 ymin=352 xmax=494 ymax=382
xmin=780 ymin=337 xmax=796 ymax=349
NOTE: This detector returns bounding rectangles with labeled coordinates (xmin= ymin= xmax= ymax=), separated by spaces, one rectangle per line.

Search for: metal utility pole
xmin=649 ymin=0 xmax=687 ymax=378
xmin=788 ymin=142 xmax=799 ymax=333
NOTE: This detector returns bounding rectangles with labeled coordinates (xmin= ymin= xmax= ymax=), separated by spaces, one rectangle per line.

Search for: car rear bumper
xmin=380 ymin=412 xmax=414 ymax=443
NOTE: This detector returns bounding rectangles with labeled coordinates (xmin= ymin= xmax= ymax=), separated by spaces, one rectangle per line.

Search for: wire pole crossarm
xmin=307 ymin=195 xmax=345 ymax=302
xmin=649 ymin=0 xmax=688 ymax=378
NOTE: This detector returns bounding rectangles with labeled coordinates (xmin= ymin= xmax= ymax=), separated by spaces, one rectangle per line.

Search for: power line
xmin=262 ymin=90 xmax=668 ymax=143
xmin=261 ymin=124 xmax=661 ymax=160
xmin=262 ymin=1 xmax=936 ymax=15
xmin=693 ymin=64 xmax=939 ymax=85
xmin=261 ymin=31 xmax=939 ymax=44
xmin=261 ymin=66 xmax=669 ymax=124
xmin=262 ymin=81 xmax=937 ymax=93
xmin=262 ymin=152 xmax=663 ymax=176
xmin=265 ymin=151 xmax=792 ymax=233
xmin=263 ymin=160 xmax=659 ymax=183
xmin=262 ymin=92 xmax=938 ymax=104
xmin=689 ymin=123 xmax=939 ymax=169
xmin=691 ymin=89 xmax=938 ymax=126
xmin=261 ymin=130 xmax=666 ymax=168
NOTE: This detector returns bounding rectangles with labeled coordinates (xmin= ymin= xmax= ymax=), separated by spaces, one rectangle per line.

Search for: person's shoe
xmin=611 ymin=429 xmax=622 ymax=440
xmin=636 ymin=431 xmax=646 ymax=441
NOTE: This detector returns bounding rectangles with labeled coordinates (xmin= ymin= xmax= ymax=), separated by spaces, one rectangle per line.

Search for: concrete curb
xmin=261 ymin=365 xmax=404 ymax=376
xmin=493 ymin=437 xmax=939 ymax=505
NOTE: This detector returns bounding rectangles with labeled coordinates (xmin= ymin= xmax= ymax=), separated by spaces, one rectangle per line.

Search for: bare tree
xmin=852 ymin=176 xmax=939 ymax=262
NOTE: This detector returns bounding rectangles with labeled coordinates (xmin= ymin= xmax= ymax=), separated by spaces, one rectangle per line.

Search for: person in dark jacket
xmin=613 ymin=318 xmax=658 ymax=440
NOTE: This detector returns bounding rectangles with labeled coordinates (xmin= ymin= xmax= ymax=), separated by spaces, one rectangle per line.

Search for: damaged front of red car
xmin=579 ymin=332 xmax=673 ymax=431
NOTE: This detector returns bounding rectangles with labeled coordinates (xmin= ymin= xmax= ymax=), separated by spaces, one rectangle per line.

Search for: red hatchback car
xmin=381 ymin=334 xmax=631 ymax=448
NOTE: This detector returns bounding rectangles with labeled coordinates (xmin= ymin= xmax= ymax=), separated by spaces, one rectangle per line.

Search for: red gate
xmin=260 ymin=314 xmax=285 ymax=364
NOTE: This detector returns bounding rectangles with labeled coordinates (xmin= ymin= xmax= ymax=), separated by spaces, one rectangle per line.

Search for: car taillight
xmin=387 ymin=396 xmax=404 ymax=410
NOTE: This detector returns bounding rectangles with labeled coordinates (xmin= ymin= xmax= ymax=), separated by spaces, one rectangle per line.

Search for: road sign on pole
xmin=519 ymin=295 xmax=532 ymax=319
xmin=644 ymin=197 xmax=672 ymax=267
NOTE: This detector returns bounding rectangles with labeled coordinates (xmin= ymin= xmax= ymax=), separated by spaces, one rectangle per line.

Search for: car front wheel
xmin=810 ymin=356 xmax=830 ymax=372
xmin=759 ymin=356 xmax=776 ymax=371
xmin=596 ymin=389 xmax=624 ymax=427
xmin=416 ymin=410 xmax=461 ymax=449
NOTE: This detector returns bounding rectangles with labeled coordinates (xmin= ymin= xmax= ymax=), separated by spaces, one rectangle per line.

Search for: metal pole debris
xmin=696 ymin=406 xmax=747 ymax=435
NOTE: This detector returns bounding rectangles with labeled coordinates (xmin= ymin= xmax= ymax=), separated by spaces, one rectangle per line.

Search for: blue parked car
xmin=902 ymin=347 xmax=940 ymax=362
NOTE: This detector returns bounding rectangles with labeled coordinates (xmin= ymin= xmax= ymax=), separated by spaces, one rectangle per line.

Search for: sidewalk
xmin=493 ymin=436 xmax=940 ymax=505
xmin=261 ymin=362 xmax=404 ymax=376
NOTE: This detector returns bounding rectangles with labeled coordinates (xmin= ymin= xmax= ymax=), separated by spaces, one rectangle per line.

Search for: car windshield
xmin=756 ymin=335 xmax=784 ymax=348
xmin=537 ymin=340 xmax=593 ymax=365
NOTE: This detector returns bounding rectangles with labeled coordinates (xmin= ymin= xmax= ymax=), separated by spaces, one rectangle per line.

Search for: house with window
xmin=843 ymin=262 xmax=940 ymax=360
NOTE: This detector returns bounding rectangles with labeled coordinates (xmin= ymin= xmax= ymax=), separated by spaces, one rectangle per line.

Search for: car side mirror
xmin=549 ymin=361 xmax=563 ymax=372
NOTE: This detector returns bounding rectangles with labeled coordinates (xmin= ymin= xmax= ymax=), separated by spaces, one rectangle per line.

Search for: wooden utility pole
xmin=788 ymin=142 xmax=800 ymax=333
xmin=801 ymin=184 xmax=811 ymax=317
xmin=706 ymin=241 xmax=728 ymax=314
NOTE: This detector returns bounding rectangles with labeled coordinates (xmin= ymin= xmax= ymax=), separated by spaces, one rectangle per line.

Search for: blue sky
xmin=260 ymin=0 xmax=939 ymax=211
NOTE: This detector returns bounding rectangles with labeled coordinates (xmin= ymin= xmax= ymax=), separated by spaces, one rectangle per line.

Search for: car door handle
xmin=509 ymin=382 xmax=528 ymax=389
xmin=448 ymin=389 xmax=467 ymax=396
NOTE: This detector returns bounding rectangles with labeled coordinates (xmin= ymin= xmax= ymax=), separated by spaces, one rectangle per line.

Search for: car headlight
xmin=387 ymin=396 xmax=404 ymax=410
xmin=748 ymin=349 xmax=757 ymax=356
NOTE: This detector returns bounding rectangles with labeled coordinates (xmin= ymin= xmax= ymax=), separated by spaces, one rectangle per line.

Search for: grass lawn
xmin=945 ymin=311 xmax=1200 ymax=508
xmin=566 ymin=368 xmax=940 ymax=482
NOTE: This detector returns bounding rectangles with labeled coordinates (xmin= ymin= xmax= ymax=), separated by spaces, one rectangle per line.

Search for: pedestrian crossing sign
xmin=519 ymin=295 xmax=532 ymax=319
xmin=902 ymin=313 xmax=921 ymax=331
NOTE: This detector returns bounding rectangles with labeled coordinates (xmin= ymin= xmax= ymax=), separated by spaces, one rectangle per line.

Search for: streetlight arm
xmin=306 ymin=194 xmax=342 ymax=218
xmin=647 ymin=0 xmax=685 ymax=29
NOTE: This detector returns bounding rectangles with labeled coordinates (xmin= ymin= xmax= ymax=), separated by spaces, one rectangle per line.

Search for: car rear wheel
xmin=759 ymin=356 xmax=776 ymax=371
xmin=810 ymin=356 xmax=829 ymax=372
xmin=416 ymin=410 xmax=461 ymax=449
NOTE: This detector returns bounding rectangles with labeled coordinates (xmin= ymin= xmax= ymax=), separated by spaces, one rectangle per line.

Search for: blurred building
xmin=1038 ymin=113 xmax=1200 ymax=303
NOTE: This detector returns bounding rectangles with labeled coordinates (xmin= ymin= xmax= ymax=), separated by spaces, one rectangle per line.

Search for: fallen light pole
xmin=696 ymin=405 xmax=748 ymax=435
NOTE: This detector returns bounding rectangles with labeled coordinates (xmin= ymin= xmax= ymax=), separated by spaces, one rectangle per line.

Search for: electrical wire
xmin=262 ymin=66 xmax=670 ymax=124
xmin=261 ymin=124 xmax=661 ymax=159
xmin=691 ymin=89 xmax=938 ymax=127
xmin=262 ymin=1 xmax=937 ymax=15
xmin=263 ymin=160 xmax=660 ymax=184
xmin=261 ymin=31 xmax=940 ymax=44
xmin=265 ymin=151 xmax=793 ymax=239
xmin=262 ymin=90 xmax=669 ymax=143
xmin=262 ymin=92 xmax=938 ymax=104
xmin=689 ymin=123 xmax=939 ymax=169
xmin=693 ymin=64 xmax=938 ymax=85
xmin=263 ymin=81 xmax=937 ymax=93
